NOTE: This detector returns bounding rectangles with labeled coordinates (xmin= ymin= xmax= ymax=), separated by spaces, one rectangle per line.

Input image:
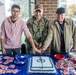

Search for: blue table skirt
xmin=1 ymin=54 xmax=68 ymax=75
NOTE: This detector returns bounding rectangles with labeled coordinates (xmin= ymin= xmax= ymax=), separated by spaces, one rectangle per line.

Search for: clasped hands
xmin=32 ymin=43 xmax=45 ymax=54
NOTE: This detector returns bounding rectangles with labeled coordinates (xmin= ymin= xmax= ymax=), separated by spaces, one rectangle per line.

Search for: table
xmin=1 ymin=54 xmax=68 ymax=75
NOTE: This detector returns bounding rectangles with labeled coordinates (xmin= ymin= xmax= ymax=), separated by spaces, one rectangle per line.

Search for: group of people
xmin=0 ymin=4 xmax=76 ymax=55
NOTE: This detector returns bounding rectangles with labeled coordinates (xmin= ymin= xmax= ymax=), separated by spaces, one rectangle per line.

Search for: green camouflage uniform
xmin=26 ymin=16 xmax=51 ymax=54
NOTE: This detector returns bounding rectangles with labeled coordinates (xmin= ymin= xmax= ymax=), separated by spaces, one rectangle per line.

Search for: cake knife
xmin=39 ymin=54 xmax=43 ymax=68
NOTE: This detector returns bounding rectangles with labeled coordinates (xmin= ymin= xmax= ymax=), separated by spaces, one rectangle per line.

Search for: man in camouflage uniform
xmin=26 ymin=4 xmax=50 ymax=54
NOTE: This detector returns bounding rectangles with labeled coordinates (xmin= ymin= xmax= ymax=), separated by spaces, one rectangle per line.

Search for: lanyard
xmin=59 ymin=24 xmax=64 ymax=35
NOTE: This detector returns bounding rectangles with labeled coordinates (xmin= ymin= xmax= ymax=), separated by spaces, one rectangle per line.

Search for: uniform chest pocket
xmin=33 ymin=24 xmax=44 ymax=32
xmin=32 ymin=25 xmax=38 ymax=33
xmin=40 ymin=24 xmax=45 ymax=31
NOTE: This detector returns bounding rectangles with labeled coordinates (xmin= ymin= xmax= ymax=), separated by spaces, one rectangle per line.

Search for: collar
xmin=54 ymin=18 xmax=70 ymax=25
xmin=8 ymin=16 xmax=20 ymax=24
xmin=32 ymin=16 xmax=43 ymax=21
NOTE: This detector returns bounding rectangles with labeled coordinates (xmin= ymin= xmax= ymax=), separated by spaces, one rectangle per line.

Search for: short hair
xmin=11 ymin=4 xmax=20 ymax=10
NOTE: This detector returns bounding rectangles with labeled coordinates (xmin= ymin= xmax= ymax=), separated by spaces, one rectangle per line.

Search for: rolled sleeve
xmin=22 ymin=22 xmax=32 ymax=38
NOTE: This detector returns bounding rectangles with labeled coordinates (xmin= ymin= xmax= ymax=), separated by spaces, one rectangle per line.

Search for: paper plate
xmin=54 ymin=54 xmax=64 ymax=60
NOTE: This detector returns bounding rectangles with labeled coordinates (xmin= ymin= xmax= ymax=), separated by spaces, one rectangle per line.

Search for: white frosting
xmin=28 ymin=56 xmax=56 ymax=73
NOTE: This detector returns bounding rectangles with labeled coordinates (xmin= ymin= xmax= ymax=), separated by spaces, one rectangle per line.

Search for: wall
xmin=37 ymin=0 xmax=57 ymax=21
